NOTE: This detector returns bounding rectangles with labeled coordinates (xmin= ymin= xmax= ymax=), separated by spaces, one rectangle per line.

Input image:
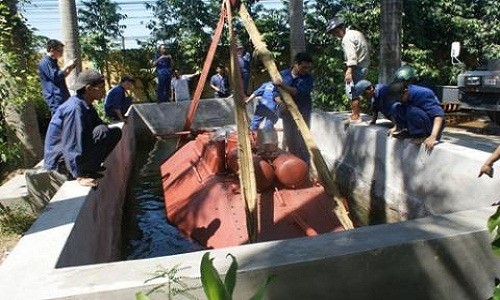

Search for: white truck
xmin=441 ymin=42 xmax=500 ymax=124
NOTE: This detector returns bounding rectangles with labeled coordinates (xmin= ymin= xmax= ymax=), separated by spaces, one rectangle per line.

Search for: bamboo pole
xmin=225 ymin=0 xmax=259 ymax=242
xmin=237 ymin=4 xmax=354 ymax=230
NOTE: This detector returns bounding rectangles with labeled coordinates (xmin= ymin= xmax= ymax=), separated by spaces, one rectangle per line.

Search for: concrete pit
xmin=1 ymin=98 xmax=499 ymax=299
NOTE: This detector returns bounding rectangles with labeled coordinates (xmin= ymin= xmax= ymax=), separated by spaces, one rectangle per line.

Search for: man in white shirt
xmin=171 ymin=69 xmax=200 ymax=102
xmin=327 ymin=16 xmax=371 ymax=122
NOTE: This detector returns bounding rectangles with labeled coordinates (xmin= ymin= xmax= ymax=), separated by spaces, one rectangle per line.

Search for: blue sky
xmin=22 ymin=0 xmax=283 ymax=49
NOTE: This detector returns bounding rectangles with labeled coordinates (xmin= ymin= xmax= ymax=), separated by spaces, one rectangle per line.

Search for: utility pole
xmin=379 ymin=0 xmax=402 ymax=84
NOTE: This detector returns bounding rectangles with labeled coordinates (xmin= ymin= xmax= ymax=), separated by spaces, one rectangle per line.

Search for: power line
xmin=23 ymin=0 xmax=285 ymax=48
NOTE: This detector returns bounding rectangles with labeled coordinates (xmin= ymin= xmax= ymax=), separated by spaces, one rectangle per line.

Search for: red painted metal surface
xmin=161 ymin=131 xmax=345 ymax=249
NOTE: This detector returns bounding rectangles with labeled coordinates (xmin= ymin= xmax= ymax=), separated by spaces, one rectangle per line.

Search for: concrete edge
xmin=41 ymin=207 xmax=499 ymax=299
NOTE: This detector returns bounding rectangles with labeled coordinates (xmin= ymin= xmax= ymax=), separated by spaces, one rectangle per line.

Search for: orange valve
xmin=253 ymin=155 xmax=275 ymax=192
xmin=273 ymin=152 xmax=309 ymax=188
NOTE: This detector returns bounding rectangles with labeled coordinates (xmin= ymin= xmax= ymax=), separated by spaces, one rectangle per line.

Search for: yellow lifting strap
xmin=225 ymin=0 xmax=259 ymax=242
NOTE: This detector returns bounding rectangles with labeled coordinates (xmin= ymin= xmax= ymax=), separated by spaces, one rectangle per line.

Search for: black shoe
xmin=392 ymin=129 xmax=409 ymax=139
xmin=82 ymin=172 xmax=104 ymax=179
xmin=97 ymin=165 xmax=107 ymax=172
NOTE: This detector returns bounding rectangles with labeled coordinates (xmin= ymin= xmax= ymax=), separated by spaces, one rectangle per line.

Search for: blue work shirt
xmin=104 ymin=85 xmax=132 ymax=120
xmin=44 ymin=95 xmax=105 ymax=178
xmin=210 ymin=74 xmax=231 ymax=97
xmin=153 ymin=53 xmax=173 ymax=76
xmin=38 ymin=55 xmax=70 ymax=114
xmin=407 ymin=85 xmax=445 ymax=118
xmin=372 ymin=84 xmax=395 ymax=119
xmin=253 ymin=82 xmax=279 ymax=112
xmin=280 ymin=68 xmax=314 ymax=117
xmin=238 ymin=52 xmax=251 ymax=75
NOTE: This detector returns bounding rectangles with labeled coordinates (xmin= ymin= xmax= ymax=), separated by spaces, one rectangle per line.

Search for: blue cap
xmin=353 ymin=80 xmax=372 ymax=98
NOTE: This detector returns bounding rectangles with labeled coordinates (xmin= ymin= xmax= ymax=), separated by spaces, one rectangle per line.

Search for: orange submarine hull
xmin=160 ymin=131 xmax=345 ymax=249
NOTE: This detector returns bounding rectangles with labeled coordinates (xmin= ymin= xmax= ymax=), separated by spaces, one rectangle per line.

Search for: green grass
xmin=0 ymin=205 xmax=36 ymax=236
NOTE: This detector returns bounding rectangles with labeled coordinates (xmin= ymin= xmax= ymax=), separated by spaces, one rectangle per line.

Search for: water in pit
xmin=122 ymin=136 xmax=203 ymax=260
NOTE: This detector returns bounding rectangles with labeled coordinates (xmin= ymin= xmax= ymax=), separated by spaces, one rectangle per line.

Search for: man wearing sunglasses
xmin=38 ymin=39 xmax=78 ymax=115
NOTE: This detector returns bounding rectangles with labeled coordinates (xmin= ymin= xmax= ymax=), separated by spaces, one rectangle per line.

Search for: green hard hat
xmin=393 ymin=65 xmax=417 ymax=82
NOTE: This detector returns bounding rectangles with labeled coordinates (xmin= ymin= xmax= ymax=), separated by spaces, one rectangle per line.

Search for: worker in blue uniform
xmin=38 ymin=39 xmax=77 ymax=114
xmin=104 ymin=75 xmax=135 ymax=123
xmin=245 ymin=81 xmax=283 ymax=131
xmin=151 ymin=43 xmax=174 ymax=102
xmin=388 ymin=81 xmax=445 ymax=151
xmin=353 ymin=79 xmax=396 ymax=125
xmin=44 ymin=69 xmax=122 ymax=187
xmin=237 ymin=44 xmax=252 ymax=95
xmin=210 ymin=64 xmax=231 ymax=98
xmin=274 ymin=52 xmax=314 ymax=164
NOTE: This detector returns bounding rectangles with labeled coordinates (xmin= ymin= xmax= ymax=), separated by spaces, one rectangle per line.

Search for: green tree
xmin=138 ymin=0 xmax=499 ymax=112
xmin=306 ymin=0 xmax=500 ymax=111
xmin=0 ymin=0 xmax=44 ymax=168
xmin=78 ymin=0 xmax=127 ymax=85
xmin=144 ymin=0 xmax=217 ymax=73
xmin=402 ymin=0 xmax=500 ymax=84
xmin=143 ymin=0 xmax=275 ymax=80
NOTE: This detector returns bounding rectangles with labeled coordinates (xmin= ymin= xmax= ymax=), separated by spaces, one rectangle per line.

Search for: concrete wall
xmin=1 ymin=100 xmax=499 ymax=299
xmin=311 ymin=112 xmax=500 ymax=224
xmin=132 ymin=98 xmax=238 ymax=136
xmin=56 ymin=120 xmax=135 ymax=267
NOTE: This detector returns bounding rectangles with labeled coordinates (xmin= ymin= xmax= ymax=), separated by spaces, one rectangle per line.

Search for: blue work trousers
xmin=157 ymin=73 xmax=172 ymax=103
xmin=241 ymin=71 xmax=250 ymax=95
xmin=282 ymin=109 xmax=311 ymax=164
xmin=78 ymin=125 xmax=122 ymax=175
xmin=393 ymin=104 xmax=434 ymax=137
xmin=249 ymin=103 xmax=278 ymax=131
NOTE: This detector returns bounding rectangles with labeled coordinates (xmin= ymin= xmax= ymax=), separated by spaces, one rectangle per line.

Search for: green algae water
xmin=122 ymin=136 xmax=202 ymax=259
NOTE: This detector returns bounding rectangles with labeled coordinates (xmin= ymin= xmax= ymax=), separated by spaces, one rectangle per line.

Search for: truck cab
xmin=457 ymin=60 xmax=500 ymax=111
xmin=451 ymin=42 xmax=500 ymax=123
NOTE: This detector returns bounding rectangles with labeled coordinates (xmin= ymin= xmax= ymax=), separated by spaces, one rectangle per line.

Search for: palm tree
xmin=59 ymin=0 xmax=81 ymax=88
xmin=379 ymin=0 xmax=402 ymax=83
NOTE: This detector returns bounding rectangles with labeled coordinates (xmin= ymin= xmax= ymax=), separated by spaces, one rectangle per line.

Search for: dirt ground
xmin=445 ymin=112 xmax=500 ymax=136
xmin=0 ymin=168 xmax=25 ymax=186
xmin=0 ymin=168 xmax=28 ymax=265
xmin=0 ymin=234 xmax=20 ymax=264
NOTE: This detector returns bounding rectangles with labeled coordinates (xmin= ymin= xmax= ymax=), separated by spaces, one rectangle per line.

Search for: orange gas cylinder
xmin=253 ymin=156 xmax=275 ymax=192
xmin=273 ymin=152 xmax=308 ymax=188
xmin=225 ymin=149 xmax=275 ymax=191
